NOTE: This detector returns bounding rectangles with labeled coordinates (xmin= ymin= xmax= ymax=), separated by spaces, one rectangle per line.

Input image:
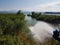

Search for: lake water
xmin=25 ymin=15 xmax=60 ymax=29
xmin=25 ymin=15 xmax=60 ymax=44
xmin=25 ymin=15 xmax=37 ymax=26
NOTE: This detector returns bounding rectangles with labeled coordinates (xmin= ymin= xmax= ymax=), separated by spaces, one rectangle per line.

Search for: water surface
xmin=25 ymin=15 xmax=60 ymax=43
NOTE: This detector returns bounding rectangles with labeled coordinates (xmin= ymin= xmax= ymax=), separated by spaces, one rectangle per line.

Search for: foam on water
xmin=29 ymin=21 xmax=55 ymax=43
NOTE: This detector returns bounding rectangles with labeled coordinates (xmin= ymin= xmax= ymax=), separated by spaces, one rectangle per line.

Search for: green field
xmin=0 ymin=13 xmax=36 ymax=45
xmin=0 ymin=13 xmax=59 ymax=45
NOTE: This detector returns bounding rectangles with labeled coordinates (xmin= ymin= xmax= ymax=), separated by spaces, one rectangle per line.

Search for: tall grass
xmin=0 ymin=14 xmax=36 ymax=45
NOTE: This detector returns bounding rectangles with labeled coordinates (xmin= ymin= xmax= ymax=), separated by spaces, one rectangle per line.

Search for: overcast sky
xmin=0 ymin=0 xmax=60 ymax=12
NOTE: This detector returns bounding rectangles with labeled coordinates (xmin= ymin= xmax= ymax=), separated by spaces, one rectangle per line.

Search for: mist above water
xmin=29 ymin=21 xmax=55 ymax=43
xmin=25 ymin=15 xmax=59 ymax=44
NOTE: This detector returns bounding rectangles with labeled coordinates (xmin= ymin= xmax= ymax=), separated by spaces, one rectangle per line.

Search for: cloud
xmin=0 ymin=1 xmax=60 ymax=12
xmin=31 ymin=2 xmax=60 ymax=12
xmin=20 ymin=7 xmax=33 ymax=11
xmin=22 ymin=1 xmax=60 ymax=12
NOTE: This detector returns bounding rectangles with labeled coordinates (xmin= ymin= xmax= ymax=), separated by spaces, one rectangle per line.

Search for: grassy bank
xmin=29 ymin=12 xmax=60 ymax=23
xmin=34 ymin=15 xmax=60 ymax=23
xmin=0 ymin=13 xmax=59 ymax=45
xmin=0 ymin=14 xmax=36 ymax=45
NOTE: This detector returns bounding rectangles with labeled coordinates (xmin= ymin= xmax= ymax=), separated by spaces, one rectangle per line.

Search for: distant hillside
xmin=1 ymin=11 xmax=60 ymax=15
xmin=43 ymin=12 xmax=60 ymax=14
xmin=0 ymin=10 xmax=31 ymax=15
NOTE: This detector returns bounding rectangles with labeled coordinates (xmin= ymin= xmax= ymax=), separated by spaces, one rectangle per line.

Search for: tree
xmin=17 ymin=10 xmax=21 ymax=15
xmin=31 ymin=12 xmax=35 ymax=15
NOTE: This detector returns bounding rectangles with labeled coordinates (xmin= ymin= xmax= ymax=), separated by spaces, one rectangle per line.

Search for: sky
xmin=0 ymin=0 xmax=60 ymax=12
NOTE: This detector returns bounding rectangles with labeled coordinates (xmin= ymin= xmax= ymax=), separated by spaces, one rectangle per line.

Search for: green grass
xmin=0 ymin=13 xmax=59 ymax=45
xmin=31 ymin=13 xmax=60 ymax=23
xmin=0 ymin=14 xmax=36 ymax=45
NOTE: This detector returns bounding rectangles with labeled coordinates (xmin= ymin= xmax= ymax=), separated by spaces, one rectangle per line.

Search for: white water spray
xmin=29 ymin=21 xmax=55 ymax=44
